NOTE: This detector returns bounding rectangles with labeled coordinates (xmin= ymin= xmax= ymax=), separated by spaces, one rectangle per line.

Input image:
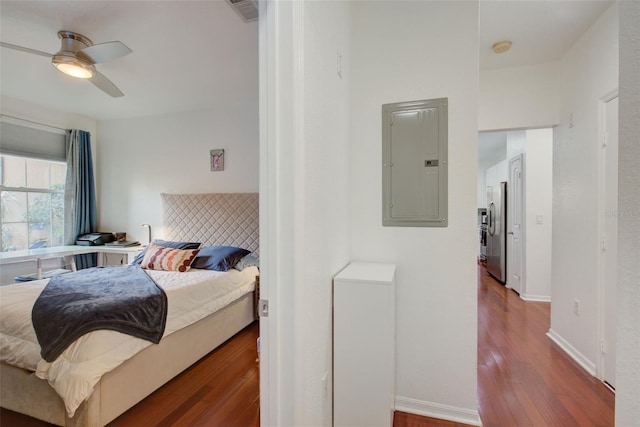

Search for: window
xmin=0 ymin=155 xmax=66 ymax=251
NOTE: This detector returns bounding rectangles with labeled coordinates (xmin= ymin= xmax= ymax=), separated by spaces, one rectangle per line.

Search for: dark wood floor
xmin=476 ymin=264 xmax=614 ymax=427
xmin=0 ymin=322 xmax=260 ymax=427
xmin=108 ymin=321 xmax=260 ymax=427
xmin=2 ymin=265 xmax=615 ymax=426
xmin=396 ymin=264 xmax=614 ymax=427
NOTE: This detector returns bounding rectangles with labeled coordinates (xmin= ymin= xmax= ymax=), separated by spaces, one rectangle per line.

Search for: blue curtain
xmin=64 ymin=130 xmax=97 ymax=269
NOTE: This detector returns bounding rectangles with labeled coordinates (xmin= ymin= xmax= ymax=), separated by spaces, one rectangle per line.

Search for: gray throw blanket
xmin=32 ymin=265 xmax=167 ymax=362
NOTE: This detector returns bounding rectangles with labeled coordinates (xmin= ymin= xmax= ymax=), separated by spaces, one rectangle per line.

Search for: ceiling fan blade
xmin=80 ymin=41 xmax=131 ymax=64
xmin=0 ymin=41 xmax=52 ymax=58
xmin=89 ymin=71 xmax=124 ymax=98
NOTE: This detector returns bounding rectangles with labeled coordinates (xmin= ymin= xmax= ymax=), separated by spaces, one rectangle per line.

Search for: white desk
xmin=0 ymin=245 xmax=144 ymax=279
xmin=94 ymin=245 xmax=144 ymax=266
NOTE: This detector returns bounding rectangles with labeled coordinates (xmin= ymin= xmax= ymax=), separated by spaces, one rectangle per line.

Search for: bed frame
xmin=0 ymin=192 xmax=259 ymax=426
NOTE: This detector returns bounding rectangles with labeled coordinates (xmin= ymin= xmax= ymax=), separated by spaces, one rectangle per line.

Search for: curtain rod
xmin=0 ymin=113 xmax=68 ymax=132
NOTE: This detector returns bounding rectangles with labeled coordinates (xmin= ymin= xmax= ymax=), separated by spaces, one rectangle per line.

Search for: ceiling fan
xmin=0 ymin=30 xmax=132 ymax=98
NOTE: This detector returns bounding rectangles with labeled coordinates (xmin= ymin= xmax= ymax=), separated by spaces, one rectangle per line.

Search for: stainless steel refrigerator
xmin=486 ymin=182 xmax=507 ymax=283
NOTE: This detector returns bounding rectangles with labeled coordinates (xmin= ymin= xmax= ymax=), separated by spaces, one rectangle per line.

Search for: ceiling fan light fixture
xmin=3 ymin=29 xmax=128 ymax=97
xmin=52 ymin=54 xmax=95 ymax=79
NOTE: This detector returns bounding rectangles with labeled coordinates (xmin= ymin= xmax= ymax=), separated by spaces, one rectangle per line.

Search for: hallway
xmin=396 ymin=265 xmax=615 ymax=426
xmin=476 ymin=264 xmax=614 ymax=426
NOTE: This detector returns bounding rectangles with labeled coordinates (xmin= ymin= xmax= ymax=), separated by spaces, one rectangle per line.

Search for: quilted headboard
xmin=161 ymin=193 xmax=259 ymax=257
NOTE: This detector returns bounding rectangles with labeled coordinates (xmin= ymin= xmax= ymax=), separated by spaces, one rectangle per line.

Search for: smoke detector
xmin=492 ymin=40 xmax=512 ymax=54
xmin=226 ymin=0 xmax=258 ymax=22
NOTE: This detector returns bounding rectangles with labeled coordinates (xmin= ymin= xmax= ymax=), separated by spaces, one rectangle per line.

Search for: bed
xmin=0 ymin=192 xmax=259 ymax=426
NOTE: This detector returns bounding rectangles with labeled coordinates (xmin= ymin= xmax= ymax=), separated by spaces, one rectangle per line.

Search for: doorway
xmin=508 ymin=154 xmax=524 ymax=295
xmin=477 ymin=129 xmax=553 ymax=301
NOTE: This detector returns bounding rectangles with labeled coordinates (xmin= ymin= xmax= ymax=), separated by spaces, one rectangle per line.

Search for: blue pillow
xmin=132 ymin=239 xmax=201 ymax=265
xmin=234 ymin=254 xmax=259 ymax=271
xmin=191 ymin=246 xmax=250 ymax=272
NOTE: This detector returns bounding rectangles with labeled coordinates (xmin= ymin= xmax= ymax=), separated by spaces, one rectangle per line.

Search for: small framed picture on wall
xmin=210 ymin=149 xmax=225 ymax=171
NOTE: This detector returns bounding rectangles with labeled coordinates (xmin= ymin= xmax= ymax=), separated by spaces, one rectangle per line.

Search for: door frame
xmin=259 ymin=0 xmax=300 ymax=424
xmin=596 ymin=87 xmax=619 ymax=385
xmin=507 ymin=153 xmax=526 ymax=296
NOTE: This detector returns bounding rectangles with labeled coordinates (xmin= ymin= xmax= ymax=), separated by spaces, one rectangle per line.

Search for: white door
xmin=508 ymin=155 xmax=524 ymax=295
xmin=603 ymin=96 xmax=618 ymax=389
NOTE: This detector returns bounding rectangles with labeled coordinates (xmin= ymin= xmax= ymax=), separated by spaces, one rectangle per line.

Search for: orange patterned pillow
xmin=140 ymin=243 xmax=200 ymax=272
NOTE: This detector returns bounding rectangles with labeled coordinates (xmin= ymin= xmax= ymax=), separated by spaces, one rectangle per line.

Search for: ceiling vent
xmin=226 ymin=0 xmax=258 ymax=23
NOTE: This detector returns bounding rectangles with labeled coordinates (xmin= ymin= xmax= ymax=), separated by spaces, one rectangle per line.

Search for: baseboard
xmin=520 ymin=293 xmax=551 ymax=302
xmin=546 ymin=329 xmax=596 ymax=376
xmin=395 ymin=396 xmax=482 ymax=426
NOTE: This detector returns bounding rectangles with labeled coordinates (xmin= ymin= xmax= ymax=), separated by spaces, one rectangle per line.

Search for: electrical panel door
xmin=382 ymin=98 xmax=448 ymax=227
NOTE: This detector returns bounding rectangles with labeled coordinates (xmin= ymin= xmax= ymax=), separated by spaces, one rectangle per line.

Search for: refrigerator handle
xmin=488 ymin=202 xmax=495 ymax=236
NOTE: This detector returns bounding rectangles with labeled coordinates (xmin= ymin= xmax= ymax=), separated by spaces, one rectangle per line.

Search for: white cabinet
xmin=333 ymin=262 xmax=396 ymax=427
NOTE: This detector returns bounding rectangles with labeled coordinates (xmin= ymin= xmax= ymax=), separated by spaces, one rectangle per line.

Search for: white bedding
xmin=0 ymin=266 xmax=258 ymax=418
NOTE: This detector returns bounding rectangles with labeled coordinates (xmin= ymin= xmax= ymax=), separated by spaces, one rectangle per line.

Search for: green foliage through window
xmin=0 ymin=155 xmax=66 ymax=251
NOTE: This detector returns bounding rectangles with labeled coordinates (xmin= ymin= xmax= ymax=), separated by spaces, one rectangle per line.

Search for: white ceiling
xmin=478 ymin=0 xmax=613 ymax=166
xmin=0 ymin=0 xmax=258 ymax=121
xmin=479 ymin=0 xmax=613 ymax=69
xmin=0 ymin=1 xmax=613 ymax=122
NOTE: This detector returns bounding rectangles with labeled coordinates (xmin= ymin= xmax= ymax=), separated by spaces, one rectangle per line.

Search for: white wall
xmin=616 ymin=1 xmax=640 ymax=424
xmin=477 ymin=132 xmax=507 ymax=208
xmin=550 ymin=2 xmax=618 ymax=374
xmin=479 ymin=61 xmax=560 ymax=131
xmin=485 ymin=159 xmax=508 ymax=194
xmin=477 ymin=169 xmax=486 ymax=209
xmin=293 ymin=1 xmax=352 ymax=424
xmin=0 ymin=96 xmax=98 ymax=283
xmin=506 ymin=130 xmax=526 ymax=160
xmin=0 ymin=95 xmax=98 ymax=136
xmin=349 ymin=1 xmax=480 ymax=424
xmin=96 ymin=105 xmax=258 ymax=243
xmin=259 ymin=1 xmax=352 ymax=425
xmin=523 ymin=129 xmax=553 ymax=301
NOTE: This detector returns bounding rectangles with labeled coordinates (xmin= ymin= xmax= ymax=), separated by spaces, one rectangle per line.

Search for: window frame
xmin=1 ymin=155 xmax=66 ymax=252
